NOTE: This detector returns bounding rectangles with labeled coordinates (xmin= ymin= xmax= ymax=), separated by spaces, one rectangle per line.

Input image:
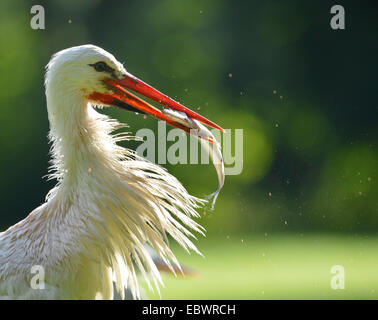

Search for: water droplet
xmin=88 ymin=168 xmax=92 ymax=173
xmin=273 ymin=90 xmax=277 ymax=94
xmin=268 ymin=192 xmax=272 ymax=197
xmin=228 ymin=73 xmax=232 ymax=78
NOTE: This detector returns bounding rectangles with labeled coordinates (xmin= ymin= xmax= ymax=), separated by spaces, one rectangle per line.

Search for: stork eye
xmin=89 ymin=61 xmax=113 ymax=73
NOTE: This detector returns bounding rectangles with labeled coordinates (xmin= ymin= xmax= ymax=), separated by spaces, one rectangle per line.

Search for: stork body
xmin=0 ymin=45 xmax=222 ymax=299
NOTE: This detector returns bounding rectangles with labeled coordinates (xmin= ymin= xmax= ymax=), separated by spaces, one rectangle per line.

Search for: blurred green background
xmin=0 ymin=0 xmax=377 ymax=299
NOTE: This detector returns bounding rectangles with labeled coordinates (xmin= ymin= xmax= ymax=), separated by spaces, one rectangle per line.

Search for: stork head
xmin=45 ymin=44 xmax=223 ymax=135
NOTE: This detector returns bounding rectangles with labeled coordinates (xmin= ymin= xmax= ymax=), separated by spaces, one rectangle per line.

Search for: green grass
xmin=145 ymin=233 xmax=378 ymax=299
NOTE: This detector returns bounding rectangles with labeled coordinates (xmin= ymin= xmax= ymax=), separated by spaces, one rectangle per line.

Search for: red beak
xmin=88 ymin=72 xmax=224 ymax=138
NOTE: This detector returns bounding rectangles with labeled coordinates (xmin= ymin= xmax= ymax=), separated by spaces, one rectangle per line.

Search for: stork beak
xmin=88 ymin=72 xmax=224 ymax=139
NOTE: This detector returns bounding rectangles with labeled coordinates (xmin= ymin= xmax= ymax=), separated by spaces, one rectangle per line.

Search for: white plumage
xmin=0 ymin=45 xmax=223 ymax=299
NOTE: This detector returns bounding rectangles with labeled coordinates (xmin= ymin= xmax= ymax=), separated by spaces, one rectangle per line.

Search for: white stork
xmin=0 ymin=45 xmax=223 ymax=299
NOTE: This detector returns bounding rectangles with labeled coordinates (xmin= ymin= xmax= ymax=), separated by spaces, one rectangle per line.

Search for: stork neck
xmin=46 ymin=92 xmax=113 ymax=187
